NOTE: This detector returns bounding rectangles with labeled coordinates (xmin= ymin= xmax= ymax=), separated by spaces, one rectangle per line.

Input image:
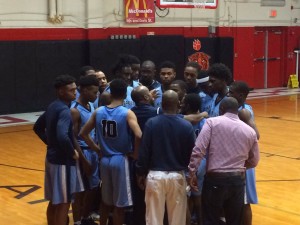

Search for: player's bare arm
xmin=127 ymin=110 xmax=142 ymax=160
xmin=238 ymin=109 xmax=260 ymax=140
xmin=70 ymin=108 xmax=81 ymax=136
xmin=184 ymin=111 xmax=208 ymax=124
xmin=79 ymin=111 xmax=101 ymax=154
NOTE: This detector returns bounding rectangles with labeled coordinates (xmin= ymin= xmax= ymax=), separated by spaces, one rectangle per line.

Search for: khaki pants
xmin=145 ymin=170 xmax=187 ymax=225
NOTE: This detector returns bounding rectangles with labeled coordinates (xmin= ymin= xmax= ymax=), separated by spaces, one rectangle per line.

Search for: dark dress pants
xmin=202 ymin=174 xmax=245 ymax=225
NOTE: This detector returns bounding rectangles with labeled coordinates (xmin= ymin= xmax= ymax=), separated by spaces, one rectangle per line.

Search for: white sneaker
xmin=89 ymin=212 xmax=100 ymax=221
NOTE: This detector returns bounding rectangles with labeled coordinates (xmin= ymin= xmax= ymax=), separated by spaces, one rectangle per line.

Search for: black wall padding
xmin=15 ymin=42 xmax=38 ymax=112
xmin=0 ymin=40 xmax=89 ymax=114
xmin=185 ymin=37 xmax=234 ymax=81
xmin=140 ymin=35 xmax=185 ymax=80
xmin=36 ymin=41 xmax=89 ymax=110
xmin=0 ymin=37 xmax=234 ymax=114
xmin=0 ymin=42 xmax=15 ymax=114
xmin=89 ymin=39 xmax=140 ymax=80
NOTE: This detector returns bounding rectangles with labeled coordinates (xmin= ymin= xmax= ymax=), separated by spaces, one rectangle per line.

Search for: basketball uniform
xmin=95 ymin=105 xmax=133 ymax=207
xmin=71 ymin=101 xmax=100 ymax=189
xmin=239 ymin=103 xmax=258 ymax=204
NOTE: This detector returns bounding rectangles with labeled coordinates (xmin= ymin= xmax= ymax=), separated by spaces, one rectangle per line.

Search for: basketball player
xmin=70 ymin=75 xmax=100 ymax=225
xmin=228 ymin=81 xmax=260 ymax=225
xmin=207 ymin=63 xmax=232 ymax=117
xmin=79 ymin=79 xmax=142 ymax=225
xmin=33 ymin=74 xmax=84 ymax=225
xmin=181 ymin=93 xmax=207 ymax=225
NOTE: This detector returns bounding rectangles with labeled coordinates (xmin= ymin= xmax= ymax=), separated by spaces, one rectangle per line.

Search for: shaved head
xmin=162 ymin=90 xmax=179 ymax=113
xmin=141 ymin=60 xmax=155 ymax=69
xmin=219 ymin=97 xmax=239 ymax=115
xmin=131 ymin=85 xmax=151 ymax=105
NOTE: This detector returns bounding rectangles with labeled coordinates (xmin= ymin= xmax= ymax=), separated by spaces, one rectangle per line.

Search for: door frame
xmin=254 ymin=26 xmax=286 ymax=88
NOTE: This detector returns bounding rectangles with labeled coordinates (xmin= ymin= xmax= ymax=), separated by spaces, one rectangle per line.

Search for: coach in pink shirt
xmin=188 ymin=97 xmax=259 ymax=225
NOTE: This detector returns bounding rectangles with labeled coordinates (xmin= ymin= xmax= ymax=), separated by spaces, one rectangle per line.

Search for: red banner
xmin=124 ymin=0 xmax=155 ymax=24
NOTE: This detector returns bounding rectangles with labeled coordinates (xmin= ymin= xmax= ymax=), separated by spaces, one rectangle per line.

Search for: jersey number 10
xmin=101 ymin=120 xmax=117 ymax=138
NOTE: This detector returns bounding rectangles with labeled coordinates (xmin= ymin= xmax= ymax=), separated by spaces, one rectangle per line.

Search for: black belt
xmin=206 ymin=171 xmax=245 ymax=178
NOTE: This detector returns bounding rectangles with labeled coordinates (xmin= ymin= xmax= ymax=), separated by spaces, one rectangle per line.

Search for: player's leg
xmin=242 ymin=204 xmax=252 ymax=225
xmin=46 ymin=202 xmax=56 ymax=225
xmin=55 ymin=203 xmax=71 ymax=225
xmin=100 ymin=156 xmax=114 ymax=225
xmin=113 ymin=207 xmax=125 ymax=225
xmin=72 ymin=191 xmax=85 ymax=224
xmin=242 ymin=168 xmax=258 ymax=225
xmin=111 ymin=155 xmax=133 ymax=225
xmin=81 ymin=150 xmax=100 ymax=225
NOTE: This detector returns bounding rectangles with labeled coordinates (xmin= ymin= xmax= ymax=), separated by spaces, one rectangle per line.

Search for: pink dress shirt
xmin=188 ymin=112 xmax=259 ymax=174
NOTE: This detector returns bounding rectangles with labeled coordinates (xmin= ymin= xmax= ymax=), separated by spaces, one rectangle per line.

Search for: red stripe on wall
xmin=0 ymin=28 xmax=87 ymax=41
xmin=0 ymin=27 xmax=211 ymax=41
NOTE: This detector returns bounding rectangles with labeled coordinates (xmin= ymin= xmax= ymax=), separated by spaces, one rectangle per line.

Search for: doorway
xmin=253 ymin=27 xmax=284 ymax=88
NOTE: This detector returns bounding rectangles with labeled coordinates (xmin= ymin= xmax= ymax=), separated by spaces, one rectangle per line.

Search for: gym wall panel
xmin=35 ymin=41 xmax=89 ymax=110
xmin=0 ymin=42 xmax=15 ymax=114
xmin=14 ymin=42 xmax=38 ymax=113
xmin=89 ymin=39 xmax=140 ymax=80
xmin=140 ymin=35 xmax=185 ymax=80
xmin=0 ymin=40 xmax=88 ymax=114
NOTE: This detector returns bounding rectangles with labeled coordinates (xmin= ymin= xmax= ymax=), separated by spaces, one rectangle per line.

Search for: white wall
xmin=0 ymin=0 xmax=299 ymax=28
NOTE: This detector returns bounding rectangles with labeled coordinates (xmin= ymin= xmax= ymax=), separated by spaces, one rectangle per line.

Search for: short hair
xmin=230 ymin=81 xmax=250 ymax=97
xmin=78 ymin=75 xmax=99 ymax=89
xmin=159 ymin=61 xmax=176 ymax=71
xmin=127 ymin=54 xmax=141 ymax=64
xmin=207 ymin=63 xmax=232 ymax=83
xmin=111 ymin=55 xmax=132 ymax=76
xmin=80 ymin=65 xmax=94 ymax=76
xmin=54 ymin=74 xmax=76 ymax=89
xmin=220 ymin=97 xmax=239 ymax=114
xmin=171 ymin=80 xmax=188 ymax=92
xmin=185 ymin=61 xmax=201 ymax=74
xmin=99 ymin=91 xmax=111 ymax=106
xmin=109 ymin=79 xmax=127 ymax=99
xmin=184 ymin=93 xmax=201 ymax=112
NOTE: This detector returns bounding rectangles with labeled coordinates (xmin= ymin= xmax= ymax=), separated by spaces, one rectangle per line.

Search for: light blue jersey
xmin=71 ymin=101 xmax=96 ymax=148
xmin=193 ymin=118 xmax=206 ymax=137
xmin=105 ymin=85 xmax=135 ymax=109
xmin=192 ymin=118 xmax=207 ymax=196
xmin=95 ymin=105 xmax=132 ymax=156
xmin=153 ymin=86 xmax=163 ymax=108
xmin=239 ymin=103 xmax=258 ymax=204
xmin=199 ymin=91 xmax=214 ymax=113
xmin=208 ymin=93 xmax=228 ymax=117
xmin=132 ymin=80 xmax=141 ymax=88
xmin=239 ymin=103 xmax=254 ymax=118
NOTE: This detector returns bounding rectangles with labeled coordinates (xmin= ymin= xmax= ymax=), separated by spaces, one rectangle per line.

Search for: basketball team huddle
xmin=34 ymin=54 xmax=260 ymax=225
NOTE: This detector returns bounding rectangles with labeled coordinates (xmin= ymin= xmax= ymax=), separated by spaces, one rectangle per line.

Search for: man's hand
xmin=73 ymin=149 xmax=79 ymax=160
xmin=150 ymin=89 xmax=158 ymax=100
xmin=137 ymin=175 xmax=146 ymax=190
xmin=127 ymin=152 xmax=138 ymax=160
xmin=189 ymin=173 xmax=199 ymax=192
